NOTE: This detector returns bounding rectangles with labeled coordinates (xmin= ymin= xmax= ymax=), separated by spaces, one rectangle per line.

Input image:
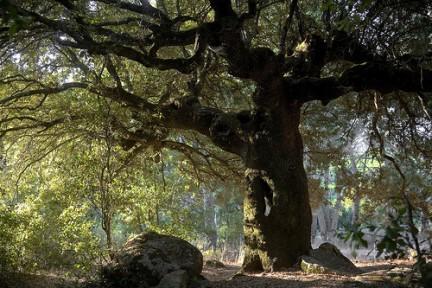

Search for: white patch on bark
xmin=149 ymin=0 xmax=157 ymax=7
xmin=208 ymin=45 xmax=228 ymax=56
xmin=264 ymin=196 xmax=272 ymax=216
xmin=269 ymin=257 xmax=278 ymax=272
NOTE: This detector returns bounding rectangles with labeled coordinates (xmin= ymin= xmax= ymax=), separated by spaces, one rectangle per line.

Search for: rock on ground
xmin=204 ymin=260 xmax=225 ymax=269
xmin=156 ymin=270 xmax=189 ymax=288
xmin=101 ymin=231 xmax=208 ymax=288
xmin=300 ymin=243 xmax=362 ymax=275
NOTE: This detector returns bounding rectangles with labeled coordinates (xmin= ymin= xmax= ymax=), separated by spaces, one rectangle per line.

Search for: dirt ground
xmin=203 ymin=260 xmax=419 ymax=288
xmin=0 ymin=272 xmax=75 ymax=288
xmin=0 ymin=260 xmax=420 ymax=288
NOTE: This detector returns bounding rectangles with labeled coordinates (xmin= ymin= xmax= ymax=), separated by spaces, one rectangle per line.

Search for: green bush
xmin=0 ymin=204 xmax=25 ymax=271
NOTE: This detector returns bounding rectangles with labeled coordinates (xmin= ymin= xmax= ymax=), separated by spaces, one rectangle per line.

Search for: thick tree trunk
xmin=242 ymin=102 xmax=312 ymax=272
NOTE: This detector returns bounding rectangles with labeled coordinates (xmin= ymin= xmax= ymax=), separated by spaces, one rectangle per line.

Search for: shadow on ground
xmin=203 ymin=261 xmax=412 ymax=288
xmin=0 ymin=260 xmax=413 ymax=288
xmin=0 ymin=272 xmax=78 ymax=288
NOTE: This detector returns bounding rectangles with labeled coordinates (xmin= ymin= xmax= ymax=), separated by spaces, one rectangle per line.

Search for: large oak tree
xmin=1 ymin=0 xmax=431 ymax=271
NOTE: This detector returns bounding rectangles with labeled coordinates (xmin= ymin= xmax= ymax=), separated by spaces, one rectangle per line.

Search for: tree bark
xmin=242 ymin=101 xmax=312 ymax=272
xmin=203 ymin=187 xmax=218 ymax=252
xmin=105 ymin=221 xmax=112 ymax=250
xmin=102 ymin=212 xmax=113 ymax=254
xmin=351 ymin=191 xmax=360 ymax=226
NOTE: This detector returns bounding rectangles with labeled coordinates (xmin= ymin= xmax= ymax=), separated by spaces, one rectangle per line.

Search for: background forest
xmin=0 ymin=0 xmax=431 ymax=282
xmin=1 ymin=94 xmax=431 ymax=276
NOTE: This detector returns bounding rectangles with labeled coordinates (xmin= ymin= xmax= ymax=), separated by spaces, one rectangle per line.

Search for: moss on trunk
xmin=241 ymin=103 xmax=312 ymax=272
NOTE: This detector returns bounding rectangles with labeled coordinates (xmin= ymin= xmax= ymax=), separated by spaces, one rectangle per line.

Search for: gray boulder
xmin=301 ymin=242 xmax=362 ymax=275
xmin=204 ymin=259 xmax=225 ymax=269
xmin=156 ymin=270 xmax=188 ymax=288
xmin=102 ymin=231 xmax=208 ymax=288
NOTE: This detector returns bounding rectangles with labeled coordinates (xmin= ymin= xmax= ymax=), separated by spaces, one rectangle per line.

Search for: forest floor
xmin=0 ymin=260 xmax=420 ymax=288
xmin=203 ymin=260 xmax=420 ymax=288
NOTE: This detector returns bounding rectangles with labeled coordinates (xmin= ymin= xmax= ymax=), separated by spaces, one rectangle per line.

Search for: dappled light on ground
xmin=0 ymin=272 xmax=76 ymax=288
xmin=204 ymin=260 xmax=415 ymax=288
xmin=0 ymin=260 xmax=420 ymax=287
